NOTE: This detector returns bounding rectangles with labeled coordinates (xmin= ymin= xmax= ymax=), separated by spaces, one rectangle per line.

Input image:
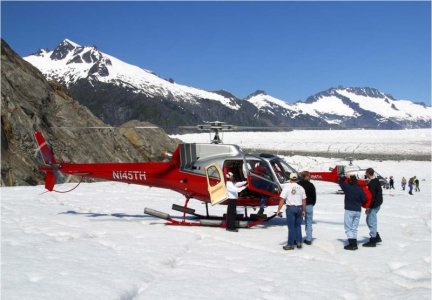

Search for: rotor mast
xmin=197 ymin=121 xmax=233 ymax=144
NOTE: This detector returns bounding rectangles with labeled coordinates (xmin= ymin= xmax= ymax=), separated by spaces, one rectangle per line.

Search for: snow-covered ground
xmin=2 ymin=132 xmax=431 ymax=299
xmin=171 ymin=129 xmax=431 ymax=157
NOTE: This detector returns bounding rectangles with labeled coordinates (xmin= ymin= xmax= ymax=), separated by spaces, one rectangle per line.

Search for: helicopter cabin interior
xmin=178 ymin=143 xmax=282 ymax=198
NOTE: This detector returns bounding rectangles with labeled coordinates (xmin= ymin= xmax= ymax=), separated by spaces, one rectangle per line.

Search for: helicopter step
xmin=171 ymin=204 xmax=198 ymax=216
xmin=172 ymin=203 xmax=239 ymax=220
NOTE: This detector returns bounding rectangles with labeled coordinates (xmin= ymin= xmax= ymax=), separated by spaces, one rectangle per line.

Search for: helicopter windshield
xmin=245 ymin=158 xmax=280 ymax=195
xmin=270 ymin=158 xmax=297 ymax=183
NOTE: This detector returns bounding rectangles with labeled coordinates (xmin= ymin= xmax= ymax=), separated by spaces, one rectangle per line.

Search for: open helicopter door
xmin=205 ymin=164 xmax=228 ymax=205
xmin=245 ymin=157 xmax=281 ymax=197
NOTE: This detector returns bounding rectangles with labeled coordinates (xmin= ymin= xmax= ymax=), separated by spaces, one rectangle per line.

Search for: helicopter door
xmin=246 ymin=159 xmax=281 ymax=197
xmin=205 ymin=164 xmax=228 ymax=206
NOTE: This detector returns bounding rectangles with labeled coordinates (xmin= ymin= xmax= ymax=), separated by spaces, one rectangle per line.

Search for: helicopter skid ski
xmin=144 ymin=205 xmax=277 ymax=228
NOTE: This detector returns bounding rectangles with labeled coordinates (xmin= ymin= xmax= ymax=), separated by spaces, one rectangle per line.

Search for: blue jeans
xmin=344 ymin=210 xmax=361 ymax=239
xmin=409 ymin=183 xmax=413 ymax=194
xmin=286 ymin=206 xmax=303 ymax=246
xmin=366 ymin=206 xmax=380 ymax=238
xmin=260 ymin=195 xmax=268 ymax=209
xmin=304 ymin=205 xmax=314 ymax=242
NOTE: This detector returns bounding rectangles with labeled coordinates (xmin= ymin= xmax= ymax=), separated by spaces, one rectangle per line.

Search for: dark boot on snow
xmin=344 ymin=239 xmax=358 ymax=250
xmin=363 ymin=237 xmax=376 ymax=247
xmin=375 ymin=232 xmax=382 ymax=243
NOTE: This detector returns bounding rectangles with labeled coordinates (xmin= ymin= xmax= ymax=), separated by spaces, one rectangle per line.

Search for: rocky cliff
xmin=1 ymin=39 xmax=178 ymax=186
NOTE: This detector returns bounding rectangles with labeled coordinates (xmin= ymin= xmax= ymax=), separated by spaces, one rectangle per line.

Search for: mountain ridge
xmin=24 ymin=39 xmax=431 ymax=130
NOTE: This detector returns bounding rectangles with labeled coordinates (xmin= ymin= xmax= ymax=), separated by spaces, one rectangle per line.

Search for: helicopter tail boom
xmin=309 ymin=165 xmax=341 ymax=182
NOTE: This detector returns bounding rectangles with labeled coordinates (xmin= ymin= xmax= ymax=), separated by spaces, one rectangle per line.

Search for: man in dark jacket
xmin=408 ymin=176 xmax=416 ymax=195
xmin=339 ymin=174 xmax=366 ymax=250
xmin=363 ymin=168 xmax=383 ymax=247
xmin=298 ymin=171 xmax=316 ymax=245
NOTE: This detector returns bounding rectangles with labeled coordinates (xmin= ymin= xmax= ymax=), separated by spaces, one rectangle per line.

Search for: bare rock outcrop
xmin=1 ymin=39 xmax=178 ymax=186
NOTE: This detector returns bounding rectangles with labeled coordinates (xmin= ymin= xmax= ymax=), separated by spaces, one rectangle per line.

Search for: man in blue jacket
xmin=339 ymin=174 xmax=366 ymax=250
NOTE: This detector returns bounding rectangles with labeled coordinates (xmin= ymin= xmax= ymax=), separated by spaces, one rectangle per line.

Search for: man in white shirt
xmin=225 ymin=172 xmax=248 ymax=232
xmin=277 ymin=173 xmax=306 ymax=250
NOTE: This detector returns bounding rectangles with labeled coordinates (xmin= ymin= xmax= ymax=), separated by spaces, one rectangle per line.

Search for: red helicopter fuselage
xmin=35 ymin=131 xmax=284 ymax=207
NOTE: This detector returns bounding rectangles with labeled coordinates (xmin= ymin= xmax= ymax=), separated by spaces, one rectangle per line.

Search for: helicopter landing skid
xmin=143 ymin=207 xmax=276 ymax=228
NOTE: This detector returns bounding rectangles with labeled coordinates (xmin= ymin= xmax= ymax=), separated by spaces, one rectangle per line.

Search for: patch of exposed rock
xmin=1 ymin=39 xmax=178 ymax=186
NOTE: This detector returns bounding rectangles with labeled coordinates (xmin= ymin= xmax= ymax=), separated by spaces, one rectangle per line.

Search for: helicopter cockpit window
xmin=250 ymin=161 xmax=273 ymax=181
xmin=271 ymin=159 xmax=297 ymax=183
xmin=247 ymin=159 xmax=279 ymax=195
xmin=206 ymin=165 xmax=221 ymax=187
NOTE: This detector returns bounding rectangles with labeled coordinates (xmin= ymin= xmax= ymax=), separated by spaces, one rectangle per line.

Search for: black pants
xmin=226 ymin=198 xmax=237 ymax=230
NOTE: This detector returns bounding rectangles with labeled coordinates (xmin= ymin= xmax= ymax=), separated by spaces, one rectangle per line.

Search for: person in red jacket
xmin=363 ymin=168 xmax=383 ymax=247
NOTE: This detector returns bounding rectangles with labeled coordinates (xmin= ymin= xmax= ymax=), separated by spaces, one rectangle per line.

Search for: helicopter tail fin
xmin=34 ymin=131 xmax=59 ymax=191
xmin=34 ymin=131 xmax=58 ymax=165
xmin=310 ymin=165 xmax=341 ymax=182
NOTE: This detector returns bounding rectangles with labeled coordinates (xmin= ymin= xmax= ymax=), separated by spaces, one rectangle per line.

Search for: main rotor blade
xmin=51 ymin=126 xmax=198 ymax=130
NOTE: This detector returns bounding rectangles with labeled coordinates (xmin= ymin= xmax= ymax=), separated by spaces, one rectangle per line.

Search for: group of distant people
xmin=224 ymin=166 xmax=384 ymax=251
xmin=401 ymin=176 xmax=420 ymax=195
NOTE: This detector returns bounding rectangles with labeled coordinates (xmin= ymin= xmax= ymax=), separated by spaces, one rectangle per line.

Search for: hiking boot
xmin=283 ymin=245 xmax=295 ymax=250
xmin=296 ymin=243 xmax=302 ymax=249
xmin=363 ymin=237 xmax=376 ymax=247
xmin=344 ymin=239 xmax=358 ymax=250
xmin=226 ymin=228 xmax=238 ymax=232
xmin=304 ymin=239 xmax=312 ymax=245
xmin=375 ymin=232 xmax=382 ymax=243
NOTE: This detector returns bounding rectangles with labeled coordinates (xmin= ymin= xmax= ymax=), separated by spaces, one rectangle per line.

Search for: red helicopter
xmin=309 ymin=158 xmax=387 ymax=187
xmin=34 ymin=121 xmax=299 ymax=228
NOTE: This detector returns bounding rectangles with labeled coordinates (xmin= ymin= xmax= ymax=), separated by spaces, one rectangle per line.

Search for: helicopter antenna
xmin=196 ymin=121 xmax=233 ymax=144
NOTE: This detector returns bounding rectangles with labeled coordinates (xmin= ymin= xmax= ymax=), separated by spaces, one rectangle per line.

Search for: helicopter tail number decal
xmin=112 ymin=171 xmax=147 ymax=181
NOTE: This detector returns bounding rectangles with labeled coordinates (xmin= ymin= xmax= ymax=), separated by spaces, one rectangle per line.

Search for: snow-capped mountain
xmin=24 ymin=39 xmax=431 ymax=129
xmin=25 ymin=39 xmax=272 ymax=128
xmin=25 ymin=39 xmax=240 ymax=110
xmin=247 ymin=88 xmax=431 ymax=129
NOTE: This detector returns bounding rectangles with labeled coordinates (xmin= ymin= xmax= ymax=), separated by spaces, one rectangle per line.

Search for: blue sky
xmin=2 ymin=1 xmax=431 ymax=105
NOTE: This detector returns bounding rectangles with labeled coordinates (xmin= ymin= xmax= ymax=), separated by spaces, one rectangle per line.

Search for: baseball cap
xmin=289 ymin=173 xmax=298 ymax=180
